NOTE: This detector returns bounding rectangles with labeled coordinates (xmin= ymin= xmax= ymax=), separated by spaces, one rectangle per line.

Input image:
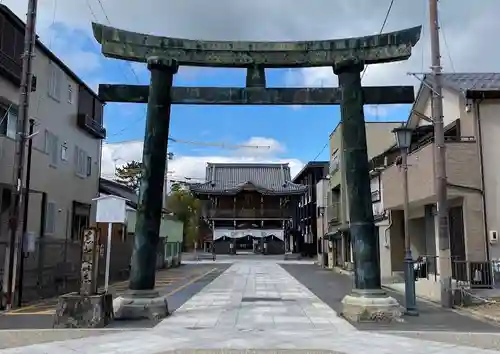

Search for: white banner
xmin=213 ymin=229 xmax=284 ymax=241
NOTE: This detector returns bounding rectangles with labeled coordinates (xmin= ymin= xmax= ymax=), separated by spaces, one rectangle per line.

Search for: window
xmin=48 ymin=61 xmax=62 ymax=101
xmin=74 ymin=146 xmax=88 ymax=177
xmin=61 ymin=143 xmax=68 ymax=161
xmin=44 ymin=130 xmax=58 ymax=167
xmin=67 ymin=84 xmax=73 ymax=103
xmin=45 ymin=201 xmax=56 ymax=234
xmin=331 ymin=150 xmax=340 ymax=173
xmin=0 ymin=107 xmax=18 ymax=139
xmin=86 ymin=156 xmax=92 ymax=176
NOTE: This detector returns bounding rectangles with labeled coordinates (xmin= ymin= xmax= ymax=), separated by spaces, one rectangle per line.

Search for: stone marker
xmin=53 ymin=228 xmax=113 ymax=328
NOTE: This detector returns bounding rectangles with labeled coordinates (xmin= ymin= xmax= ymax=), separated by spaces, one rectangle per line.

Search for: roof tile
xmin=427 ymin=73 xmax=500 ymax=92
xmin=190 ymin=163 xmax=307 ymax=195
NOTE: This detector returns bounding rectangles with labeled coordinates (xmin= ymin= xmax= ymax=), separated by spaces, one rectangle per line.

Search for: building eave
xmin=0 ymin=4 xmax=103 ymax=103
xmin=292 ymin=161 xmax=329 ymax=183
xmin=465 ymin=89 xmax=500 ymax=100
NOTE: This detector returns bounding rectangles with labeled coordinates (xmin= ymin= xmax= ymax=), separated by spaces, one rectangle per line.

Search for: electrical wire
xmin=312 ymin=142 xmax=328 ymax=162
xmin=312 ymin=0 xmax=395 ymax=162
xmin=360 ymin=0 xmax=396 ymax=80
xmin=439 ymin=21 xmax=456 ymax=72
xmin=48 ymin=0 xmax=57 ymax=49
xmin=420 ymin=0 xmax=427 ymax=73
xmin=82 ymin=0 xmax=146 ymax=140
xmin=107 ymin=137 xmax=271 ymax=149
xmin=91 ymin=0 xmax=141 ymax=84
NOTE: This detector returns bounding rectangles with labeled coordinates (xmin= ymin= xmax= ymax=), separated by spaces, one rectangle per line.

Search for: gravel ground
xmin=0 ymin=329 xmax=128 ymax=349
xmin=381 ymin=330 xmax=500 ymax=351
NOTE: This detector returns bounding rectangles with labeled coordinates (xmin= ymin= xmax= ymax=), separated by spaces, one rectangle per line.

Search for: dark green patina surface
xmin=334 ymin=60 xmax=381 ymax=290
xmin=246 ymin=66 xmax=266 ymax=87
xmin=92 ymin=19 xmax=423 ymax=295
xmin=129 ymin=57 xmax=178 ymax=291
xmin=91 ymin=22 xmax=421 ymax=67
xmin=98 ymin=85 xmax=415 ymax=105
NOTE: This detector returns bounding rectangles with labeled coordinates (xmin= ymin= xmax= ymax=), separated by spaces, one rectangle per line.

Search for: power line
xmin=312 ymin=142 xmax=328 ymax=162
xmin=83 ymin=0 xmax=145 ymax=140
xmin=107 ymin=137 xmax=271 ymax=150
xmin=312 ymin=0 xmax=396 ymax=162
xmin=360 ymin=0 xmax=396 ymax=80
xmin=438 ymin=9 xmax=455 ymax=73
xmin=48 ymin=0 xmax=57 ymax=48
xmin=82 ymin=0 xmax=140 ymax=91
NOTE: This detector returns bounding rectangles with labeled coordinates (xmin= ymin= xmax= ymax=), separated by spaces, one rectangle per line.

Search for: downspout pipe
xmin=473 ymin=98 xmax=490 ymax=263
xmin=384 ymin=210 xmax=393 ymax=249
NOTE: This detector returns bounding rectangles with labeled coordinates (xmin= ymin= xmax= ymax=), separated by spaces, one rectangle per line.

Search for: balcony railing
xmin=382 ymin=138 xmax=480 ymax=209
xmin=207 ymin=208 xmax=290 ymax=219
xmin=0 ymin=50 xmax=21 ymax=84
xmin=77 ymin=113 xmax=106 ymax=139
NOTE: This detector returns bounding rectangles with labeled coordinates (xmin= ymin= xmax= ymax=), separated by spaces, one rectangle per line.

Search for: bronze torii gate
xmin=92 ymin=23 xmax=421 ymax=321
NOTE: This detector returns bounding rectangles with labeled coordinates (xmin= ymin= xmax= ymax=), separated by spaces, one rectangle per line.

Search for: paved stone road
xmin=282 ymin=264 xmax=500 ymax=332
xmin=1 ymin=259 xmax=500 ymax=353
xmin=0 ymin=264 xmax=230 ymax=330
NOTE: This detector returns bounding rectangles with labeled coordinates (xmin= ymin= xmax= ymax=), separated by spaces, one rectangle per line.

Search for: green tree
xmin=115 ymin=160 xmax=142 ymax=191
xmin=170 ymin=182 xmax=183 ymax=193
xmin=166 ymin=187 xmax=202 ymax=249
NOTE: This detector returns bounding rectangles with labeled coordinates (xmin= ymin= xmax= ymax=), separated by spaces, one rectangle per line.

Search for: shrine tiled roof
xmin=189 ymin=163 xmax=307 ymax=195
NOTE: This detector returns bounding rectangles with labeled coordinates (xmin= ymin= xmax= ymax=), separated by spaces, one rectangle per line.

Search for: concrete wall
xmin=473 ymin=99 xmax=500 ymax=260
xmin=126 ymin=210 xmax=184 ymax=242
xmin=328 ymin=122 xmax=399 ymax=227
xmin=382 ymin=141 xmax=481 ymax=209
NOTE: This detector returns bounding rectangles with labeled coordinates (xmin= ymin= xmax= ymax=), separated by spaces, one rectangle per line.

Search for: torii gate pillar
xmin=334 ymin=60 xmax=402 ymax=322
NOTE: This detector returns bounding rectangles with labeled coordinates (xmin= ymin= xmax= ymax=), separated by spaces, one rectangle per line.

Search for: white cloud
xmin=6 ymin=0 xmax=498 ymax=88
xmin=101 ymin=137 xmax=304 ymax=183
xmin=6 ymin=0 xmax=499 ymax=175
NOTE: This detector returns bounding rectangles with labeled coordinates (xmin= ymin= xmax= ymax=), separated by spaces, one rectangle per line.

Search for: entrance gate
xmin=92 ymin=22 xmax=421 ymax=300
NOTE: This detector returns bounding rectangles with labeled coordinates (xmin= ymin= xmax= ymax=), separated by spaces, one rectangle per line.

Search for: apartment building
xmin=291 ymin=161 xmax=329 ymax=257
xmin=325 ymin=121 xmax=402 ymax=270
xmin=0 ymin=4 xmax=105 ymax=300
xmin=379 ymin=73 xmax=500 ymax=299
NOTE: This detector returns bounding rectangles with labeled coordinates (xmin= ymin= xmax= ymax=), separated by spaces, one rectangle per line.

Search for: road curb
xmin=453 ymin=306 xmax=500 ymax=326
xmin=382 ymin=285 xmax=500 ymax=327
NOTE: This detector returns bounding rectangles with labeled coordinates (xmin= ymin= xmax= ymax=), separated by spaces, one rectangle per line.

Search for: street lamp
xmin=392 ymin=126 xmax=418 ymax=316
xmin=318 ymin=206 xmax=326 ymax=261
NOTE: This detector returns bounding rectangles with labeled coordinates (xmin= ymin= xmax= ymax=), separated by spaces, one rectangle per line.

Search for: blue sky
xmin=42 ymin=23 xmax=411 ymax=179
xmin=7 ymin=0 xmax=498 ymax=180
xmin=5 ymin=0 xmax=445 ymax=180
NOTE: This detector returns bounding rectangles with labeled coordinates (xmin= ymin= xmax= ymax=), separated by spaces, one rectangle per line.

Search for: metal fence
xmin=413 ymin=255 xmax=496 ymax=290
xmin=0 ymin=235 xmax=138 ymax=307
xmin=451 ymin=259 xmax=494 ymax=289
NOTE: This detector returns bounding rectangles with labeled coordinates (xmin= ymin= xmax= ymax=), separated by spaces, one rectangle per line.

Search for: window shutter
xmin=45 ymin=202 xmax=56 ymax=234
xmin=51 ymin=135 xmax=58 ymax=166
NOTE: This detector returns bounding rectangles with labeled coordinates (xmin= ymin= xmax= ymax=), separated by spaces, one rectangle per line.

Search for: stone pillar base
xmin=53 ymin=292 xmax=113 ymax=328
xmin=113 ymin=290 xmax=169 ymax=320
xmin=340 ymin=290 xmax=403 ymax=323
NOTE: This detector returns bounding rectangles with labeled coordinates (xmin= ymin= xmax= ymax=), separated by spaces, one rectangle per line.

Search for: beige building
xmin=0 ymin=3 xmax=105 ymax=283
xmin=380 ymin=73 xmax=499 ymax=300
xmin=325 ymin=121 xmax=402 ymax=270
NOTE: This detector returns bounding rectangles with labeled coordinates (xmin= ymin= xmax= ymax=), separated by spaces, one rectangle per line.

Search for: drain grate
xmin=242 ymin=297 xmax=284 ymax=302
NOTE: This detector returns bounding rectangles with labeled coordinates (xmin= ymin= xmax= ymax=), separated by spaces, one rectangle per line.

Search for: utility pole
xmin=5 ymin=0 xmax=38 ymax=309
xmin=429 ymin=0 xmax=452 ymax=308
xmin=17 ymin=119 xmax=36 ymax=307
